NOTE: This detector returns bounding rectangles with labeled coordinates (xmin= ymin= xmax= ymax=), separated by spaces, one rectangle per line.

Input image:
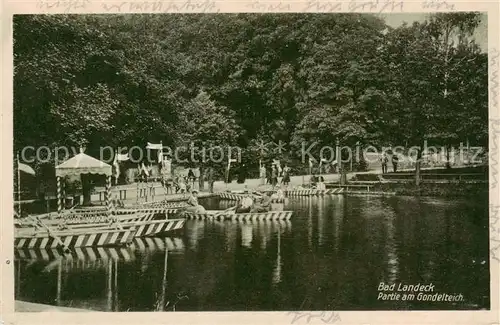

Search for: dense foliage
xmin=14 ymin=13 xmax=487 ymax=180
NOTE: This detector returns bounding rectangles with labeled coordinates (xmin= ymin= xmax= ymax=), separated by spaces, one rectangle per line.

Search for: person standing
xmin=310 ymin=174 xmax=318 ymax=188
xmin=317 ymin=176 xmax=326 ymax=190
xmin=392 ymin=153 xmax=399 ymax=173
xmin=380 ymin=153 xmax=388 ymax=174
xmin=260 ymin=163 xmax=266 ymax=186
xmin=207 ymin=167 xmax=215 ymax=193
xmin=266 ymin=165 xmax=272 ymax=185
xmin=277 ymin=163 xmax=283 ymax=185
xmin=271 ymin=165 xmax=278 ymax=188
xmin=188 ymin=169 xmax=196 ymax=189
xmin=282 ymin=165 xmax=291 ymax=187
xmin=178 ymin=177 xmax=187 ymax=193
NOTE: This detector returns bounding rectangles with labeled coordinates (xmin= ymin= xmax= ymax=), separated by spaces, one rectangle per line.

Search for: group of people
xmin=380 ymin=152 xmax=399 ymax=174
xmin=235 ymin=191 xmax=273 ymax=213
xmin=182 ymin=188 xmax=276 ymax=215
xmin=260 ymin=164 xmax=291 ymax=187
xmin=309 ymin=175 xmax=326 ymax=190
xmin=162 ymin=168 xmax=198 ymax=194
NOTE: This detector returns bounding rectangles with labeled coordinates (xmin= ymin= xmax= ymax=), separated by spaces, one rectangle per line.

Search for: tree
xmin=176 ymin=90 xmax=241 ymax=188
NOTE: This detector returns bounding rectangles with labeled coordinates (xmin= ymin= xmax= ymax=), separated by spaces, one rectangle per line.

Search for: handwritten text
xmin=348 ymin=0 xmax=404 ymax=13
xmin=490 ymin=204 xmax=500 ymax=263
xmin=421 ymin=0 xmax=456 ymax=11
xmin=37 ymin=0 xmax=89 ymax=12
xmin=246 ymin=1 xmax=292 ymax=11
xmin=102 ymin=0 xmax=219 ymax=13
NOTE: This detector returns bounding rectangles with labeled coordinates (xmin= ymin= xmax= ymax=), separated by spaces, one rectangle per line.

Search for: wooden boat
xmin=217 ymin=192 xmax=247 ymax=201
xmin=16 ymin=212 xmax=156 ymax=228
xmin=284 ymin=188 xmax=344 ymax=196
xmin=218 ymin=188 xmax=344 ymax=201
xmin=71 ymin=205 xmax=185 ymax=215
xmin=217 ymin=192 xmax=286 ymax=202
xmin=19 ymin=217 xmax=186 ymax=238
xmin=185 ymin=210 xmax=293 ymax=221
xmin=14 ymin=226 xmax=137 ymax=249
xmin=60 ymin=212 xmax=157 ymax=224
xmin=142 ymin=194 xmax=190 ymax=204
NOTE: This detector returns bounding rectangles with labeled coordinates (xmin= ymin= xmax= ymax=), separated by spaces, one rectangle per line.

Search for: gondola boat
xmin=217 ymin=188 xmax=344 ymax=201
xmin=184 ymin=210 xmax=293 ymax=221
xmin=217 ymin=192 xmax=287 ymax=203
xmin=284 ymin=188 xmax=344 ymax=196
xmin=16 ymin=217 xmax=185 ymax=238
xmin=14 ymin=226 xmax=137 ymax=249
xmin=60 ymin=218 xmax=186 ymax=237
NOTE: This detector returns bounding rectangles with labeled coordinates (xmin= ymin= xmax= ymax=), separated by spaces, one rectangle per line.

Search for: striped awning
xmin=56 ymin=153 xmax=112 ymax=178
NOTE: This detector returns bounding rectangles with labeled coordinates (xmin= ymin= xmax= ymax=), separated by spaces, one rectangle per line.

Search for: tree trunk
xmin=446 ymin=145 xmax=451 ymax=169
xmin=415 ymin=146 xmax=422 ymax=186
xmin=199 ymin=166 xmax=205 ymax=191
xmin=207 ymin=167 xmax=214 ymax=193
xmin=340 ymin=164 xmax=347 ymax=185
xmin=81 ymin=175 xmax=92 ymax=205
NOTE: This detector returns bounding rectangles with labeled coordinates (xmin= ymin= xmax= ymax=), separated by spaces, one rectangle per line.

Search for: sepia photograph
xmin=9 ymin=11 xmax=493 ymax=315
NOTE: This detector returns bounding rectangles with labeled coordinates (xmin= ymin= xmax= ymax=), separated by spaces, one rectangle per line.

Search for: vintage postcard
xmin=1 ymin=1 xmax=499 ymax=324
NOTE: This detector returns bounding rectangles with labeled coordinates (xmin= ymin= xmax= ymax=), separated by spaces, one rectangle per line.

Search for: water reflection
xmin=15 ymin=196 xmax=489 ymax=311
xmin=384 ymin=209 xmax=399 ymax=283
xmin=332 ymin=196 xmax=344 ymax=252
xmin=272 ymin=225 xmax=282 ymax=285
xmin=241 ymin=224 xmax=253 ymax=248
xmin=186 ymin=221 xmax=206 ymax=250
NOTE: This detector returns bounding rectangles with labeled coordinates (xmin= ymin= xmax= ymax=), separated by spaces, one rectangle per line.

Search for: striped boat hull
xmin=284 ymin=188 xmax=344 ymax=196
xmin=115 ymin=208 xmax=179 ymax=215
xmin=140 ymin=201 xmax=189 ymax=208
xmin=34 ymin=218 xmax=185 ymax=237
xmin=142 ymin=194 xmax=190 ymax=204
xmin=14 ymin=228 xmax=137 ymax=249
xmin=217 ymin=189 xmax=344 ymax=201
xmin=205 ymin=218 xmax=292 ymax=229
xmin=185 ymin=211 xmax=293 ymax=221
xmin=126 ymin=218 xmax=185 ymax=237
xmin=69 ymin=207 xmax=180 ymax=216
xmin=22 ymin=212 xmax=157 ymax=227
xmin=218 ymin=193 xmax=246 ymax=201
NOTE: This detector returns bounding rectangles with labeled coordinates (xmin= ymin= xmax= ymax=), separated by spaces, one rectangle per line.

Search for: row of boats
xmin=14 ymin=195 xmax=296 ymax=251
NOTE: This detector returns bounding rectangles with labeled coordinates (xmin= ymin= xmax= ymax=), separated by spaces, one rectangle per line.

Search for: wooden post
xmin=337 ymin=138 xmax=346 ymax=185
xmin=56 ymin=258 xmax=62 ymax=306
xmin=16 ymin=152 xmax=22 ymax=217
xmin=106 ymin=176 xmax=112 ymax=218
xmin=57 ymin=176 xmax=62 ymax=216
xmin=136 ymin=179 xmax=139 ymax=203
xmin=107 ymin=259 xmax=113 ymax=312
xmin=114 ymin=259 xmax=118 ymax=311
xmin=16 ymin=259 xmax=21 ymax=296
xmin=160 ymin=239 xmax=168 ymax=311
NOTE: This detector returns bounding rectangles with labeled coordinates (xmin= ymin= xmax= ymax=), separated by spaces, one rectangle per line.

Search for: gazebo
xmin=55 ymin=149 xmax=113 ymax=217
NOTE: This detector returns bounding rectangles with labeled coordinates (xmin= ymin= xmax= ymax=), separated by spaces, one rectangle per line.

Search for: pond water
xmin=15 ymin=195 xmax=490 ymax=311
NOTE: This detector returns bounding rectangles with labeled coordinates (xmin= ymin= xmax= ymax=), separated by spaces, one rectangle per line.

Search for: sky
xmin=378 ymin=13 xmax=488 ymax=51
